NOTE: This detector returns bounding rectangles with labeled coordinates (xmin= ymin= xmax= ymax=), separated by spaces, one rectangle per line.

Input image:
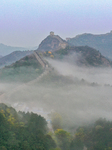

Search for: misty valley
xmin=0 ymin=32 xmax=112 ymax=150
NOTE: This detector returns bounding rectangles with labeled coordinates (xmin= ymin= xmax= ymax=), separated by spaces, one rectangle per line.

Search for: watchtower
xmin=50 ymin=31 xmax=54 ymax=36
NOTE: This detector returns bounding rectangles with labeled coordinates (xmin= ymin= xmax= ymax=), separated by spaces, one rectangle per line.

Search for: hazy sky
xmin=0 ymin=0 xmax=112 ymax=47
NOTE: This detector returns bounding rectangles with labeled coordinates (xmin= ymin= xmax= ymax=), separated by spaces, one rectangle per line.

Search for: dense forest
xmin=0 ymin=103 xmax=112 ymax=150
xmin=0 ymin=103 xmax=56 ymax=150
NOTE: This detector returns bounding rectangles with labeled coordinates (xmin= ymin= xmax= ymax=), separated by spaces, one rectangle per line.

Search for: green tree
xmin=0 ymin=113 xmax=10 ymax=147
xmin=51 ymin=112 xmax=62 ymax=131
xmin=70 ymin=138 xmax=84 ymax=150
xmin=55 ymin=129 xmax=71 ymax=150
xmin=0 ymin=146 xmax=7 ymax=150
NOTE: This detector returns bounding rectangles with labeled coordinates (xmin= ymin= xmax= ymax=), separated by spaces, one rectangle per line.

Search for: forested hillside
xmin=44 ymin=46 xmax=111 ymax=67
xmin=0 ymin=53 xmax=43 ymax=83
xmin=0 ymin=103 xmax=112 ymax=150
xmin=0 ymin=103 xmax=56 ymax=150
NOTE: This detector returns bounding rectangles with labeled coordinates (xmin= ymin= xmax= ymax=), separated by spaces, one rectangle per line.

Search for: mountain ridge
xmin=0 ymin=43 xmax=37 ymax=56
xmin=0 ymin=50 xmax=33 ymax=68
xmin=51 ymin=46 xmax=111 ymax=67
xmin=37 ymin=32 xmax=68 ymax=52
xmin=67 ymin=31 xmax=112 ymax=59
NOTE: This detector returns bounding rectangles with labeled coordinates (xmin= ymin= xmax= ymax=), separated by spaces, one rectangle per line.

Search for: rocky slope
xmin=37 ymin=32 xmax=68 ymax=52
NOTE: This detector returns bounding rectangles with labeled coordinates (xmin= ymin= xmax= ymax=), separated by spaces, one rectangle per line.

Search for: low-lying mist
xmin=0 ymin=56 xmax=112 ymax=129
xmin=47 ymin=55 xmax=112 ymax=85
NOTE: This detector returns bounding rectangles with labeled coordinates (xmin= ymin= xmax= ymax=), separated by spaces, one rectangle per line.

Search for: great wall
xmin=0 ymin=51 xmax=51 ymax=102
xmin=0 ymin=31 xmax=67 ymax=103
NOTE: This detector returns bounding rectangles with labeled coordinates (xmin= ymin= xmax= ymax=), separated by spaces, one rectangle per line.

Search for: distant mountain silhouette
xmin=0 ymin=43 xmax=30 ymax=56
xmin=67 ymin=31 xmax=112 ymax=59
xmin=0 ymin=50 xmax=33 ymax=68
xmin=0 ymin=43 xmax=37 ymax=56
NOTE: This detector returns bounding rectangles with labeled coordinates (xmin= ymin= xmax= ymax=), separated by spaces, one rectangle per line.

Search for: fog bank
xmin=0 ymin=58 xmax=112 ymax=128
